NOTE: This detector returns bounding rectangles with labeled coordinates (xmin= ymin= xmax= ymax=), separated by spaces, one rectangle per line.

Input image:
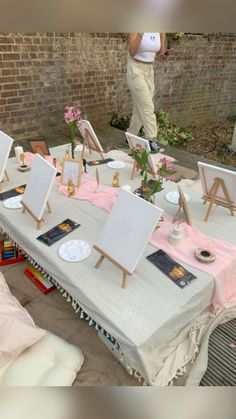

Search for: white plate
xmin=107 ymin=160 xmax=125 ymax=170
xmin=165 ymin=191 xmax=190 ymax=205
xmin=58 ymin=239 xmax=91 ymax=262
xmin=3 ymin=195 xmax=23 ymax=209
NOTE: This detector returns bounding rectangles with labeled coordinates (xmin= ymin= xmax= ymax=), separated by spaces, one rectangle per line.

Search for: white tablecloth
xmin=0 ymin=145 xmax=235 ymax=385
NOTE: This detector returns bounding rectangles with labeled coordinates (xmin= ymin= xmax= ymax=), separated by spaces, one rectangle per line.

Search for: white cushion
xmin=0 ymin=331 xmax=84 ymax=386
xmin=0 ymin=272 xmax=45 ymax=367
xmin=0 ymin=272 xmax=84 ymax=385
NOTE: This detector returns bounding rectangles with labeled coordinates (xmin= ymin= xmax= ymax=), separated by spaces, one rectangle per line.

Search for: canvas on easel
xmin=173 ymin=185 xmax=192 ymax=225
xmin=21 ymin=154 xmax=57 ymax=229
xmin=78 ymin=119 xmax=104 ymax=159
xmin=198 ymin=161 xmax=236 ymax=222
xmin=125 ymin=132 xmax=156 ymax=180
xmin=94 ymin=189 xmax=163 ymax=288
xmin=0 ymin=130 xmax=13 ymax=189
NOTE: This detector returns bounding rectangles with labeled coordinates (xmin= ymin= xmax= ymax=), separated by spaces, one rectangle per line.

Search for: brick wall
xmin=155 ymin=33 xmax=236 ymax=124
xmin=0 ymin=33 xmax=235 ymax=140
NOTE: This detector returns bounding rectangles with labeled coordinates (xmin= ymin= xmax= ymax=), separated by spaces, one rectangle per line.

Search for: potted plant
xmin=64 ymin=106 xmax=82 ymax=159
xmin=133 ymin=148 xmax=175 ymax=204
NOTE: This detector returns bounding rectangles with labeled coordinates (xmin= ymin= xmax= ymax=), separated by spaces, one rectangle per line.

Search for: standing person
xmin=126 ymin=32 xmax=167 ymax=151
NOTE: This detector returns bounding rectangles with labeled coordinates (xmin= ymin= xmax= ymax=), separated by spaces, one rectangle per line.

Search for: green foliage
xmin=110 ymin=114 xmax=130 ymax=131
xmin=227 ymin=114 xmax=236 ymax=122
xmin=216 ymin=143 xmax=231 ymax=160
xmin=167 ymin=33 xmax=185 ymax=42
xmin=110 ymin=110 xmax=194 ymax=148
xmin=156 ymin=110 xmax=194 ymax=147
xmin=132 ymin=148 xmax=175 ymax=203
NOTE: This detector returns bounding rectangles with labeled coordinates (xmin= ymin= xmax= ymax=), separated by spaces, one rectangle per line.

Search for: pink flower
xmin=159 ymin=157 xmax=174 ymax=168
xmin=64 ymin=106 xmax=81 ymax=124
xmin=165 ymin=175 xmax=176 ymax=182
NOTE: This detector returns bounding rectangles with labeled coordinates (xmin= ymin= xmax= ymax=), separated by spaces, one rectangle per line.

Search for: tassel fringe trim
xmin=0 ymin=227 xmax=192 ymax=387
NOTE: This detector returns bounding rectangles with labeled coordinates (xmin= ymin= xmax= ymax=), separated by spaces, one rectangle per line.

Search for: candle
xmin=15 ymin=146 xmax=24 ymax=164
xmin=74 ymin=144 xmax=83 ymax=160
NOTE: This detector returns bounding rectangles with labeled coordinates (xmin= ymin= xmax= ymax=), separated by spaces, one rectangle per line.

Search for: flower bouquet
xmin=64 ymin=106 xmax=82 ymax=159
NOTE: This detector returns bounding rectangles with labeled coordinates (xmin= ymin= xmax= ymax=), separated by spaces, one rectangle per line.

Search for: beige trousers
xmin=126 ymin=57 xmax=157 ymax=139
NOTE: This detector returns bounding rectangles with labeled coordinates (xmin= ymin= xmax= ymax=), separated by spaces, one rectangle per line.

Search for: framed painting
xmin=61 ymin=158 xmax=82 ymax=187
xmin=29 ymin=140 xmax=50 ymax=156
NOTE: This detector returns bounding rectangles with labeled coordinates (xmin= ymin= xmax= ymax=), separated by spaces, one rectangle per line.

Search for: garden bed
xmin=184 ymin=120 xmax=236 ymax=168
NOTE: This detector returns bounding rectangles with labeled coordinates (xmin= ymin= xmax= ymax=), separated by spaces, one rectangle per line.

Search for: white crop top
xmin=132 ymin=33 xmax=161 ymax=62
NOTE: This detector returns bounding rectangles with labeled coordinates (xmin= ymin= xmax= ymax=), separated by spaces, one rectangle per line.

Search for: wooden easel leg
xmin=4 ymin=170 xmax=9 ymax=182
xmin=99 ymin=152 xmax=104 ymax=159
xmin=131 ymin=161 xmax=136 ymax=180
xmin=122 ymin=271 xmax=127 ymax=289
xmin=37 ymin=220 xmax=43 ymax=230
xmin=22 ymin=207 xmax=26 ymax=214
xmin=204 ymin=179 xmax=220 ymax=222
xmin=220 ymin=179 xmax=235 ymax=216
xmin=46 ymin=202 xmax=52 ymax=213
xmin=95 ymin=255 xmax=105 ymax=269
xmin=173 ymin=206 xmax=181 ymax=223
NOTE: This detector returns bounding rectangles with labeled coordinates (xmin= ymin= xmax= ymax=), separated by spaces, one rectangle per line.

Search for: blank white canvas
xmin=125 ymin=132 xmax=158 ymax=173
xmin=21 ymin=154 xmax=57 ymax=220
xmin=95 ymin=189 xmax=163 ymax=274
xmin=78 ymin=120 xmax=104 ymax=152
xmin=125 ymin=132 xmax=151 ymax=152
xmin=0 ymin=130 xmax=13 ymax=182
xmin=198 ymin=161 xmax=236 ymax=206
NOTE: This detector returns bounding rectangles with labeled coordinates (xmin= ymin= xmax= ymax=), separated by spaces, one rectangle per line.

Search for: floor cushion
xmin=0 ymin=331 xmax=84 ymax=386
xmin=0 ymin=272 xmax=84 ymax=385
xmin=0 ymin=272 xmax=45 ymax=368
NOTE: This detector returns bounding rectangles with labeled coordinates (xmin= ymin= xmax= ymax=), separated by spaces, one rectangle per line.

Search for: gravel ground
xmin=179 ymin=120 xmax=236 ymax=168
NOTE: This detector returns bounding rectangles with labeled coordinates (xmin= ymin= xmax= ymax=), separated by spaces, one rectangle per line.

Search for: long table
xmin=0 ymin=145 xmax=235 ymax=385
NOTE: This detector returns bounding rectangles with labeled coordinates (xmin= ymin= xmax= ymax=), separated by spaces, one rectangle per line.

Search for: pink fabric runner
xmin=24 ymin=152 xmax=236 ymax=309
xmin=150 ymin=216 xmax=236 ymax=310
xmin=55 ymin=173 xmax=119 ymax=213
xmin=24 ymin=152 xmax=57 ymax=167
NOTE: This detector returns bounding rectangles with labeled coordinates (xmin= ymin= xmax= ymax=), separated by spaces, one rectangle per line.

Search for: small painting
xmin=29 ymin=140 xmax=50 ymax=156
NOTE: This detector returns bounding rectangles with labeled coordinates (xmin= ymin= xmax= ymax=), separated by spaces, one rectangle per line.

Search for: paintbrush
xmin=95 ymin=168 xmax=100 ymax=192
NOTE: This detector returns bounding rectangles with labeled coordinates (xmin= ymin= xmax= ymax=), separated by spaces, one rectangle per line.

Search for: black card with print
xmin=0 ymin=185 xmax=26 ymax=201
xmin=87 ymin=158 xmax=113 ymax=166
xmin=147 ymin=249 xmax=197 ymax=289
xmin=37 ymin=219 xmax=80 ymax=246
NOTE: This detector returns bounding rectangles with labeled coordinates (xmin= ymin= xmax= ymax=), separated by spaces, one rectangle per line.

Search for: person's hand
xmin=157 ymin=48 xmax=172 ymax=59
xmin=157 ymin=48 xmax=168 ymax=59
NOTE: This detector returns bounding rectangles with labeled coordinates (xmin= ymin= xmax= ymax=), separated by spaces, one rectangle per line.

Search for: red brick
xmin=3 ymin=83 xmax=20 ymax=90
xmin=0 ymin=61 xmax=15 ymax=68
xmin=0 ymin=76 xmax=16 ymax=83
xmin=0 ymin=37 xmax=13 ymax=44
xmin=2 ymin=69 xmax=19 ymax=76
xmin=7 ymin=97 xmax=23 ymax=104
xmin=3 ymin=54 xmax=20 ymax=61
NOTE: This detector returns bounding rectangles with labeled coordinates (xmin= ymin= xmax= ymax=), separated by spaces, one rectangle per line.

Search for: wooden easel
xmin=131 ymin=159 xmax=156 ymax=181
xmin=21 ymin=201 xmax=52 ymax=230
xmin=94 ymin=245 xmax=132 ymax=289
xmin=0 ymin=170 xmax=10 ymax=191
xmin=173 ymin=185 xmax=192 ymax=225
xmin=84 ymin=128 xmax=104 ymax=159
xmin=202 ymin=176 xmax=235 ymax=222
xmin=4 ymin=169 xmax=9 ymax=182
